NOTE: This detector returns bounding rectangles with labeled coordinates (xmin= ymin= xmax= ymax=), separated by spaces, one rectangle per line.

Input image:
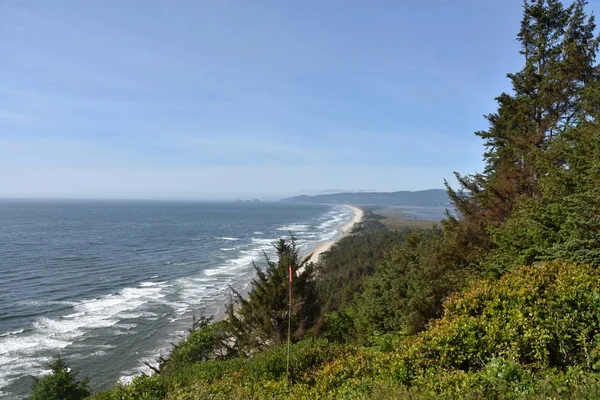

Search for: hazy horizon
xmin=0 ymin=187 xmax=448 ymax=202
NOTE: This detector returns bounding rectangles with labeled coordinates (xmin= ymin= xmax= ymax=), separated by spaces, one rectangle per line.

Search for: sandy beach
xmin=304 ymin=205 xmax=364 ymax=264
xmin=217 ymin=205 xmax=364 ymax=318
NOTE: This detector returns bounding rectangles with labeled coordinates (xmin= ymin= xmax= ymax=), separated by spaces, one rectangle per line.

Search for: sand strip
xmin=216 ymin=205 xmax=364 ymax=318
xmin=304 ymin=205 xmax=364 ymax=265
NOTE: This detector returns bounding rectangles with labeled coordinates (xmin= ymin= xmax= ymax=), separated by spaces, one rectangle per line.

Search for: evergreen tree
xmin=446 ymin=0 xmax=600 ymax=267
xmin=352 ymin=228 xmax=466 ymax=340
xmin=316 ymin=229 xmax=408 ymax=314
xmin=30 ymin=358 xmax=90 ymax=400
xmin=225 ymin=238 xmax=319 ymax=353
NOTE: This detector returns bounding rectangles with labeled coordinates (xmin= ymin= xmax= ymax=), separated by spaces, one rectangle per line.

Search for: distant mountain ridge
xmin=279 ymin=189 xmax=450 ymax=207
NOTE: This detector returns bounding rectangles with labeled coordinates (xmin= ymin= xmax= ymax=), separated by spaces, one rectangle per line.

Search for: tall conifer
xmin=446 ymin=0 xmax=600 ymax=264
xmin=225 ymin=238 xmax=319 ymax=353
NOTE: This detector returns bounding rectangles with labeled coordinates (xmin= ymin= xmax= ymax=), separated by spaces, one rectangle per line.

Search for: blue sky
xmin=1 ymin=0 xmax=596 ymax=199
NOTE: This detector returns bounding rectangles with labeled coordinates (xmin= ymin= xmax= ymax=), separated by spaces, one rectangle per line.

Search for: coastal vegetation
xmin=31 ymin=0 xmax=600 ymax=398
xmin=225 ymin=238 xmax=320 ymax=354
xmin=29 ymin=359 xmax=90 ymax=400
xmin=279 ymin=189 xmax=449 ymax=207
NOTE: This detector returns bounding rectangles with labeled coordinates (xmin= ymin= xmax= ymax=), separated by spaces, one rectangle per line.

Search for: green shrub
xmin=30 ymin=358 xmax=90 ymax=400
xmin=91 ymin=375 xmax=166 ymax=400
xmin=410 ymin=261 xmax=600 ymax=372
xmin=160 ymin=320 xmax=234 ymax=376
xmin=322 ymin=311 xmax=354 ymax=343
xmin=164 ymin=339 xmax=348 ymax=396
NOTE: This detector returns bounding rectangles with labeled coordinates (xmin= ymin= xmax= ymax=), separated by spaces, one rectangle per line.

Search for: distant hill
xmin=279 ymin=189 xmax=450 ymax=207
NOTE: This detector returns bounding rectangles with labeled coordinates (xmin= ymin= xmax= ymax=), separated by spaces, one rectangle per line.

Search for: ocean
xmin=0 ymin=200 xmax=354 ymax=399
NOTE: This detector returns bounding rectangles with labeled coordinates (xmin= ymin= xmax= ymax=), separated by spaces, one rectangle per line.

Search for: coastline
xmin=212 ymin=204 xmax=363 ymax=319
xmin=303 ymin=205 xmax=364 ymax=265
xmin=3 ymin=202 xmax=364 ymax=397
xmin=124 ymin=204 xmax=364 ymax=385
xmin=224 ymin=204 xmax=363 ymax=301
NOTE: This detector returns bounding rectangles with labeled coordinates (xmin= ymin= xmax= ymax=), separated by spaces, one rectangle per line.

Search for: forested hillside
xmin=279 ymin=189 xmax=449 ymax=207
xmin=33 ymin=1 xmax=600 ymax=398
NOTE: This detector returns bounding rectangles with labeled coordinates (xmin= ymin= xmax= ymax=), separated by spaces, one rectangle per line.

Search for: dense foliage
xmin=29 ymin=358 xmax=90 ymax=400
xmin=91 ymin=262 xmax=600 ymax=399
xmin=315 ymin=226 xmax=406 ymax=314
xmin=407 ymin=261 xmax=600 ymax=372
xmin=351 ymin=227 xmax=467 ymax=339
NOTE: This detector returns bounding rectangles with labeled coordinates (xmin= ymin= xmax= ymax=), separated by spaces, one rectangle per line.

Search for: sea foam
xmin=0 ymin=202 xmax=357 ymax=399
xmin=0 ymin=282 xmax=168 ymax=397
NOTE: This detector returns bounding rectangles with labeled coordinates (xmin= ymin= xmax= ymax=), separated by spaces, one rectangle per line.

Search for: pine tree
xmin=30 ymin=358 xmax=90 ymax=400
xmin=225 ymin=238 xmax=319 ymax=353
xmin=446 ymin=0 xmax=600 ymax=265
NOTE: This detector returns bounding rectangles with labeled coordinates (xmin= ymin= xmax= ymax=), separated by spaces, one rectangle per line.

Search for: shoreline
xmin=211 ymin=204 xmax=363 ymax=319
xmin=223 ymin=204 xmax=364 ymax=300
xmin=127 ymin=204 xmax=364 ymax=383
xmin=303 ymin=204 xmax=364 ymax=265
xmin=3 ymin=202 xmax=365 ymax=397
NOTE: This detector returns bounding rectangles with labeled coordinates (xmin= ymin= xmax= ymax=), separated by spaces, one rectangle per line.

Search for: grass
xmin=373 ymin=207 xmax=438 ymax=229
